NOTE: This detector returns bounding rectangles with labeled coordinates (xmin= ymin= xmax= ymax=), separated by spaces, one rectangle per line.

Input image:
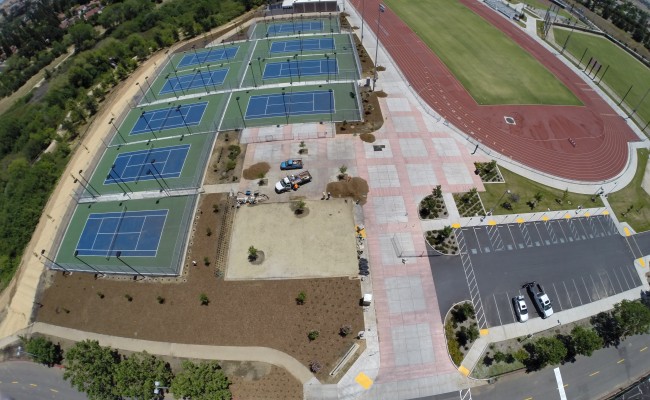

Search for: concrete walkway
xmin=1 ymin=322 xmax=314 ymax=384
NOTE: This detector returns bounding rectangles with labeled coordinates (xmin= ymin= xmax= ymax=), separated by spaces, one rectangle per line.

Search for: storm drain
xmin=504 ymin=116 xmax=516 ymax=125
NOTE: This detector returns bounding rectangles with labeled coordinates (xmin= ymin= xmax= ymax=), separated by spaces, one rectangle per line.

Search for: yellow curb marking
xmin=617 ymin=359 xmax=625 ymax=364
xmin=640 ymin=347 xmax=648 ymax=352
xmin=30 ymin=384 xmax=37 ymax=387
xmin=50 ymin=389 xmax=59 ymax=393
xmin=564 ymin=213 xmax=571 ymax=219
xmin=638 ymin=258 xmax=646 ymax=267
xmin=480 ymin=328 xmax=489 ymax=336
xmin=452 ymin=223 xmax=461 ymax=228
xmin=459 ymin=365 xmax=470 ymax=376
xmin=355 ymin=372 xmax=373 ymax=389
xmin=564 ymin=384 xmax=569 ymax=388
xmin=524 ymin=397 xmax=533 ymax=400
xmin=589 ymin=371 xmax=600 ymax=377
xmin=585 ymin=212 xmax=591 ymax=217
xmin=603 ymin=210 xmax=609 ymax=215
xmin=624 ymin=227 xmax=631 ymax=236
xmin=488 ymin=220 xmax=496 ymax=226
xmin=542 ymin=216 xmax=549 ymax=221
xmin=11 ymin=381 xmax=18 ymax=384
xmin=516 ymin=218 xmax=524 ymax=223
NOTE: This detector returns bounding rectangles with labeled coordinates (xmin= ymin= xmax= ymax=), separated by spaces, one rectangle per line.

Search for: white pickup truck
xmin=275 ymin=171 xmax=312 ymax=193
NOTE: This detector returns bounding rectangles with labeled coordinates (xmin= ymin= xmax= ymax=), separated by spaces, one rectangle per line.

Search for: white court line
xmin=554 ymin=368 xmax=568 ymax=400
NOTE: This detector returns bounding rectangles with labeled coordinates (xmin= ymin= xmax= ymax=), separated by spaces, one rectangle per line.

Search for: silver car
xmin=513 ymin=295 xmax=529 ymax=322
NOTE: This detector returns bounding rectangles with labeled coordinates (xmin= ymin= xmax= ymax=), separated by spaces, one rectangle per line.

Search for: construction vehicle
xmin=280 ymin=159 xmax=303 ymax=170
xmin=275 ymin=171 xmax=312 ymax=193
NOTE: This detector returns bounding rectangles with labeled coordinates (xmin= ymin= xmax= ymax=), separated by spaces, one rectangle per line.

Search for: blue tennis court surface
xmin=245 ymin=90 xmax=334 ymax=119
xmin=105 ymin=144 xmax=190 ymax=184
xmin=267 ymin=21 xmax=323 ymax=35
xmin=76 ymin=209 xmax=168 ymax=257
xmin=177 ymin=47 xmax=239 ymax=68
xmin=263 ymin=59 xmax=338 ymax=79
xmin=270 ymin=38 xmax=335 ymax=53
xmin=160 ymin=69 xmax=228 ymax=95
xmin=130 ymin=102 xmax=207 ymax=135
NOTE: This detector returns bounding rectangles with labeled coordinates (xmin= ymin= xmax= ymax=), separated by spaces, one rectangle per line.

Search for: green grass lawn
xmin=480 ymin=166 xmax=604 ymax=214
xmin=608 ymin=149 xmax=650 ymax=232
xmin=383 ymin=0 xmax=581 ymax=106
xmin=553 ymin=29 xmax=650 ymax=125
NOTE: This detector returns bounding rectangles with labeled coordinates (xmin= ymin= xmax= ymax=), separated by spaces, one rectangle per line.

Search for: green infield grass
xmin=553 ymin=29 xmax=650 ymax=126
xmin=383 ymin=0 xmax=581 ymax=106
xmin=608 ymin=149 xmax=650 ymax=232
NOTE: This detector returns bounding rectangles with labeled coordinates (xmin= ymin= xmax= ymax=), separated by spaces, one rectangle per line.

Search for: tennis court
xmin=177 ymin=47 xmax=239 ymax=68
xmin=270 ymin=38 xmax=335 ymax=53
xmin=159 ymin=69 xmax=228 ymax=95
xmin=245 ymin=90 xmax=334 ymax=119
xmin=105 ymin=144 xmax=190 ymax=184
xmin=263 ymin=59 xmax=338 ymax=79
xmin=75 ymin=209 xmax=168 ymax=257
xmin=131 ymin=102 xmax=207 ymax=135
xmin=268 ymin=21 xmax=323 ymax=35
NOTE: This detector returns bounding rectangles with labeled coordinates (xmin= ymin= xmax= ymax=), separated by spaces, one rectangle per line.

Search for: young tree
xmin=571 ymin=326 xmax=603 ymax=357
xmin=63 ymin=340 xmax=119 ymax=400
xmin=613 ymin=300 xmax=650 ymax=339
xmin=114 ymin=351 xmax=173 ymax=400
xmin=529 ymin=337 xmax=567 ymax=369
xmin=590 ymin=311 xmax=623 ymax=347
xmin=170 ymin=361 xmax=231 ymax=400
xmin=23 ymin=336 xmax=63 ymax=366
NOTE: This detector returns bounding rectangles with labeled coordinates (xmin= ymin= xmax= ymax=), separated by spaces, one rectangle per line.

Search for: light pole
xmin=41 ymin=249 xmax=71 ymax=275
xmin=361 ymin=0 xmax=366 ymax=40
xmin=325 ymin=53 xmax=330 ymax=81
xmin=329 ymin=89 xmax=333 ymax=123
xmin=257 ymin=57 xmax=264 ymax=85
xmin=191 ymin=45 xmax=200 ymax=64
xmin=135 ymin=82 xmax=148 ymax=103
xmin=294 ymin=54 xmax=301 ymax=82
xmin=78 ymin=169 xmax=100 ymax=197
xmin=195 ymin=68 xmax=209 ymax=92
xmin=71 ymin=173 xmax=96 ymax=199
xmin=164 ymin=74 xmax=180 ymax=98
xmin=235 ymin=96 xmax=246 ymax=128
xmin=111 ymin=164 xmax=133 ymax=192
xmin=287 ymin=58 xmax=293 ymax=84
xmin=109 ymin=118 xmax=126 ymax=144
xmin=489 ymin=189 xmax=511 ymax=216
xmin=144 ymin=76 xmax=156 ymax=100
xmin=281 ymin=89 xmax=289 ymax=124
xmin=333 ymin=51 xmax=337 ymax=79
xmin=140 ymin=111 xmax=158 ymax=139
xmin=147 ymin=169 xmax=168 ymax=195
xmin=373 ymin=4 xmax=386 ymax=91
xmin=150 ymin=159 xmax=171 ymax=190
xmin=176 ymin=105 xmax=193 ymax=137
xmin=73 ymin=250 xmax=102 ymax=274
xmin=116 ymin=251 xmax=145 ymax=279
xmin=16 ymin=346 xmax=41 ymax=361
xmin=221 ymin=40 xmax=231 ymax=62
xmin=205 ymin=64 xmax=218 ymax=91
xmin=248 ymin=62 xmax=258 ymax=87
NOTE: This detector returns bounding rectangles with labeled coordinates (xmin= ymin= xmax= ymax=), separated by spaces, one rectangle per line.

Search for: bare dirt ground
xmin=35 ymin=193 xmax=365 ymax=382
xmin=227 ymin=199 xmax=358 ymax=280
xmin=203 ymin=131 xmax=247 ymax=186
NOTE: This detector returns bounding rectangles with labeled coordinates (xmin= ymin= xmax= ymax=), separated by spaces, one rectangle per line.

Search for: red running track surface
xmin=350 ymin=0 xmax=639 ymax=182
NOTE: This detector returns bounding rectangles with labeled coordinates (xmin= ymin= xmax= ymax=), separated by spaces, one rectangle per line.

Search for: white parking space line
xmin=572 ymin=279 xmax=583 ymax=306
xmin=608 ymin=269 xmax=624 ymax=293
xmin=471 ymin=227 xmax=483 ymax=254
xmin=552 ymin=283 xmax=564 ymax=311
xmin=622 ymin=263 xmax=639 ymax=287
xmin=590 ymin=275 xmax=602 ymax=300
xmin=598 ymin=272 xmax=612 ymax=297
xmin=562 ymin=281 xmax=573 ymax=308
xmin=618 ymin=265 xmax=632 ymax=290
xmin=493 ymin=293 xmax=503 ymax=326
xmin=554 ymin=367 xmax=568 ymax=400
xmin=553 ymin=220 xmax=569 ymax=243
xmin=505 ymin=291 xmax=518 ymax=322
xmin=577 ymin=218 xmax=592 ymax=238
xmin=582 ymin=276 xmax=593 ymax=302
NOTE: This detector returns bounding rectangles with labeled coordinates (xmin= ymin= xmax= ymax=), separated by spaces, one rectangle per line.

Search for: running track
xmin=351 ymin=0 xmax=639 ymax=181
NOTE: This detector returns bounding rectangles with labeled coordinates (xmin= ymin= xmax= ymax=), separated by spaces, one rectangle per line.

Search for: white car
xmin=535 ymin=292 xmax=554 ymax=319
xmin=512 ymin=295 xmax=529 ymax=322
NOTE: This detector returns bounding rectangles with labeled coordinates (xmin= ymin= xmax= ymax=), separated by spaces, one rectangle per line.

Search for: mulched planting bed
xmin=35 ymin=193 xmax=364 ymax=383
xmin=425 ymin=227 xmax=458 ymax=255
xmin=454 ymin=189 xmax=486 ymax=217
xmin=474 ymin=161 xmax=504 ymax=183
xmin=419 ymin=186 xmax=448 ymax=219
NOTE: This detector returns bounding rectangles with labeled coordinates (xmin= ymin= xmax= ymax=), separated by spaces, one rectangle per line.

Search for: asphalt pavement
xmin=0 ymin=361 xmax=86 ymax=400
xmin=470 ymin=332 xmax=650 ymax=400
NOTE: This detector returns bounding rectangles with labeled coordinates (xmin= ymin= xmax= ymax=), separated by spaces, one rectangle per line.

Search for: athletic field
xmin=383 ymin=0 xmax=581 ymax=105
xmin=553 ymin=28 xmax=650 ymax=125
xmin=54 ymin=196 xmax=196 ymax=275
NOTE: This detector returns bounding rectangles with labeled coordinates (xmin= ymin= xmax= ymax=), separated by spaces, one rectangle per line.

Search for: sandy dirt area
xmin=227 ymin=199 xmax=358 ymax=280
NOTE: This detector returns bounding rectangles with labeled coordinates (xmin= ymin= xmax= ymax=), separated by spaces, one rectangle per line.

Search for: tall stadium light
xmin=287 ymin=58 xmax=293 ymax=84
xmin=221 ymin=40 xmax=231 ymax=62
xmin=333 ymin=51 xmax=337 ymax=79
xmin=235 ymin=96 xmax=247 ymax=128
xmin=135 ymin=82 xmax=149 ymax=103
xmin=205 ymin=64 xmax=218 ymax=91
xmin=175 ymin=105 xmax=193 ymax=137
xmin=373 ymin=4 xmax=386 ymax=91
xmin=281 ymin=89 xmax=289 ymax=124
xmin=110 ymin=164 xmax=133 ymax=193
xmin=144 ymin=76 xmax=157 ymax=100
xmin=73 ymin=250 xmax=102 ymax=274
xmin=150 ymin=159 xmax=171 ymax=190
xmin=147 ymin=169 xmax=169 ymax=196
xmin=116 ymin=251 xmax=145 ymax=279
xmin=329 ymin=89 xmax=333 ymax=123
xmin=195 ymin=68 xmax=209 ymax=92
xmin=361 ymin=0 xmax=366 ymax=40
xmin=248 ymin=62 xmax=258 ymax=87
xmin=294 ymin=54 xmax=301 ymax=83
xmin=164 ymin=74 xmax=180 ymax=98
xmin=41 ymin=249 xmax=71 ymax=275
xmin=78 ymin=169 xmax=100 ymax=197
xmin=325 ymin=54 xmax=330 ymax=82
xmin=71 ymin=173 xmax=96 ymax=199
xmin=109 ymin=118 xmax=126 ymax=144
xmin=191 ymin=45 xmax=200 ymax=63
xmin=257 ymin=57 xmax=264 ymax=85
xmin=140 ymin=111 xmax=158 ymax=139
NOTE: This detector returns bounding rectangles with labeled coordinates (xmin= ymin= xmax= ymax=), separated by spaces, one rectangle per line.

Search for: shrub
xmin=248 ymin=246 xmax=258 ymax=261
xmin=203 ymin=256 xmax=210 ymax=266
xmin=296 ymin=291 xmax=306 ymax=305
xmin=206 ymin=227 xmax=212 ymax=236
xmin=493 ymin=351 xmax=507 ymax=363
xmin=199 ymin=293 xmax=210 ymax=306
xmin=227 ymin=145 xmax=241 ymax=160
xmin=340 ymin=325 xmax=352 ymax=337
xmin=157 ymin=296 xmax=165 ymax=304
xmin=22 ymin=337 xmax=63 ymax=366
xmin=225 ymin=160 xmax=237 ymax=171
xmin=445 ymin=321 xmax=463 ymax=365
xmin=124 ymin=294 xmax=133 ymax=302
xmin=96 ymin=291 xmax=104 ymax=299
xmin=212 ymin=204 xmax=219 ymax=213
xmin=309 ymin=360 xmax=322 ymax=373
xmin=308 ymin=330 xmax=319 ymax=341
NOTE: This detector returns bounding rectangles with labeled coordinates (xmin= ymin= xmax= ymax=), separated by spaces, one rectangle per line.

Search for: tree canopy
xmin=63 ymin=340 xmax=120 ymax=400
xmin=613 ymin=299 xmax=650 ymax=338
xmin=571 ymin=326 xmax=603 ymax=357
xmin=170 ymin=361 xmax=232 ymax=400
xmin=114 ymin=351 xmax=173 ymax=400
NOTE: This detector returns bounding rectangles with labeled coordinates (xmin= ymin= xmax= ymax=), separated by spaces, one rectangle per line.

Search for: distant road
xmin=0 ymin=361 xmax=86 ymax=400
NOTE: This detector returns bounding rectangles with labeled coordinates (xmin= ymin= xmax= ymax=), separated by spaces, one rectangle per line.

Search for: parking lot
xmin=430 ymin=216 xmax=642 ymax=327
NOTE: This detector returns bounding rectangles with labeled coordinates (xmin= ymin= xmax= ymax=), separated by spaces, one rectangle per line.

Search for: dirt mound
xmin=360 ymin=133 xmax=375 ymax=143
xmin=326 ymin=177 xmax=369 ymax=204
xmin=242 ymin=162 xmax=270 ymax=180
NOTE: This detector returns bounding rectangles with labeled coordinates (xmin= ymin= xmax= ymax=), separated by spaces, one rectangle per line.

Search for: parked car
xmin=512 ymin=295 xmax=529 ymax=322
xmin=523 ymin=281 xmax=554 ymax=319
